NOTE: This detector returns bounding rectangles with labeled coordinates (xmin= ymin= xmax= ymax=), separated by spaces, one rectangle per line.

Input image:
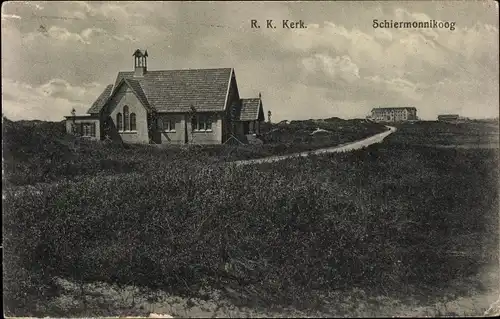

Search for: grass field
xmin=3 ymin=117 xmax=499 ymax=317
xmin=2 ymin=117 xmax=387 ymax=187
xmin=387 ymin=120 xmax=499 ymax=147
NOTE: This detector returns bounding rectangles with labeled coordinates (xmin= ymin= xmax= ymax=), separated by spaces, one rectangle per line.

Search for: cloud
xmin=25 ymin=1 xmax=44 ymax=10
xmin=2 ymin=79 xmax=106 ymax=121
xmin=1 ymin=13 xmax=22 ymax=20
xmin=22 ymin=26 xmax=91 ymax=45
xmin=72 ymin=1 xmax=162 ymax=22
xmin=366 ymin=76 xmax=422 ymax=101
xmin=2 ymin=1 xmax=498 ymax=122
xmin=2 ymin=1 xmax=43 ymax=11
xmin=302 ymin=54 xmax=360 ymax=83
xmin=74 ymin=1 xmax=92 ymax=14
xmin=374 ymin=28 xmax=393 ymax=41
xmin=98 ymin=3 xmax=130 ymax=20
xmin=80 ymin=27 xmax=137 ymax=42
xmin=81 ymin=27 xmax=106 ymax=39
xmin=61 ymin=10 xmax=88 ymax=20
xmin=23 ymin=25 xmax=139 ymax=46
xmin=269 ymin=83 xmax=360 ymax=120
xmin=112 ymin=34 xmax=137 ymax=42
xmin=47 ymin=26 xmax=90 ymax=44
xmin=37 ymin=78 xmax=102 ymax=102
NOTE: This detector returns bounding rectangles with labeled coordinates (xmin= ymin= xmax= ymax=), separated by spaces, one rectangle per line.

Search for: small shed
xmin=231 ymin=94 xmax=265 ymax=135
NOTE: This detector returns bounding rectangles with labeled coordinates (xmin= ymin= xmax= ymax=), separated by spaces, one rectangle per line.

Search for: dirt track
xmin=232 ymin=126 xmax=397 ymax=166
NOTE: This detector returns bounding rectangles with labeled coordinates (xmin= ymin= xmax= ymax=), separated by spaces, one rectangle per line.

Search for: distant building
xmin=438 ymin=114 xmax=460 ymax=122
xmin=369 ymin=107 xmax=418 ymax=122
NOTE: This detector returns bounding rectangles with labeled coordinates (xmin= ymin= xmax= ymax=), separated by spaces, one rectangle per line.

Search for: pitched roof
xmin=438 ymin=114 xmax=459 ymax=117
xmin=87 ymin=84 xmax=113 ymax=114
xmin=372 ymin=107 xmax=417 ymax=112
xmin=230 ymin=98 xmax=264 ymax=121
xmin=120 ymin=78 xmax=151 ymax=110
xmin=240 ymin=98 xmax=262 ymax=121
xmin=112 ymin=68 xmax=233 ymax=112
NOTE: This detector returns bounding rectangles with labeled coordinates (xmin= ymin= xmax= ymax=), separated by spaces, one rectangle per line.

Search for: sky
xmin=1 ymin=1 xmax=499 ymax=122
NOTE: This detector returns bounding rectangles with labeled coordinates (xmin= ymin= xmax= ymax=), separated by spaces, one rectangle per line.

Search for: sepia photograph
xmin=2 ymin=0 xmax=499 ymax=317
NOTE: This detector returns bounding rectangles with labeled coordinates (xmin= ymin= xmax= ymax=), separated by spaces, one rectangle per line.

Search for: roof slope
xmin=112 ymin=68 xmax=233 ymax=112
xmin=372 ymin=107 xmax=417 ymax=111
xmin=121 ymin=78 xmax=151 ymax=110
xmin=240 ymin=98 xmax=262 ymax=121
xmin=231 ymin=98 xmax=263 ymax=121
xmin=87 ymin=84 xmax=113 ymax=114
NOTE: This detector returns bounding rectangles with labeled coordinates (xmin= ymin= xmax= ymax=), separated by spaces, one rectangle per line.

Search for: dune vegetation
xmin=3 ymin=117 xmax=498 ymax=317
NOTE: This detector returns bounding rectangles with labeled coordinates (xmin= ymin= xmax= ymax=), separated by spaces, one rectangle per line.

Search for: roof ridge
xmin=372 ymin=107 xmax=416 ymax=109
xmin=118 ymin=67 xmax=233 ymax=73
xmin=109 ymin=77 xmax=152 ymax=111
xmin=111 ymin=68 xmax=234 ymax=113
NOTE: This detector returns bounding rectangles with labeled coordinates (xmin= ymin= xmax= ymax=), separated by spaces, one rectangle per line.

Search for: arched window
xmin=117 ymin=113 xmax=123 ymax=131
xmin=130 ymin=113 xmax=136 ymax=131
xmin=123 ymin=105 xmax=130 ymax=131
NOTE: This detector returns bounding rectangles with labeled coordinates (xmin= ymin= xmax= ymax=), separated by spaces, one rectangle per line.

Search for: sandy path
xmin=34 ymin=273 xmax=499 ymax=318
xmin=232 ymin=126 xmax=396 ymax=166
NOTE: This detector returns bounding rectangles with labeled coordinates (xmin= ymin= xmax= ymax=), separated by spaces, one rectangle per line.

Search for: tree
xmin=187 ymin=105 xmax=202 ymax=145
xmin=146 ymin=111 xmax=161 ymax=144
xmin=188 ymin=105 xmax=197 ymax=131
xmin=70 ymin=108 xmax=77 ymax=135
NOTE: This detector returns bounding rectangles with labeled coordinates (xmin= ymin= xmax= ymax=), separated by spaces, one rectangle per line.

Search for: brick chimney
xmin=133 ymin=49 xmax=148 ymax=77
